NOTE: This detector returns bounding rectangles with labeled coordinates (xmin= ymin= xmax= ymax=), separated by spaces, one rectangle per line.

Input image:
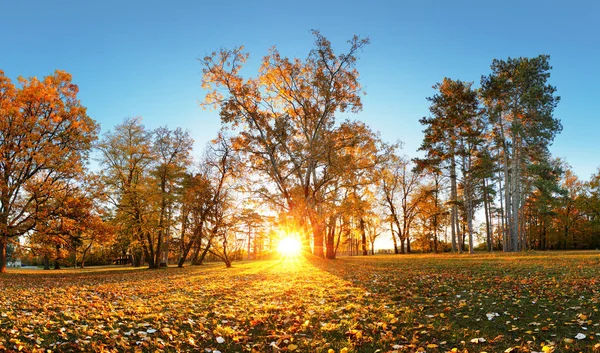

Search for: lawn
xmin=1 ymin=252 xmax=599 ymax=353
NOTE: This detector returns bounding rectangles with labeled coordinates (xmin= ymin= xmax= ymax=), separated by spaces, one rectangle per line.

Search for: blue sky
xmin=2 ymin=0 xmax=599 ymax=179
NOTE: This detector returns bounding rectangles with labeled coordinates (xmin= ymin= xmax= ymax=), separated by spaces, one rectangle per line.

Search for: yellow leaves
xmin=325 ymin=349 xmax=348 ymax=353
xmin=541 ymin=344 xmax=555 ymax=352
xmin=3 ymin=253 xmax=600 ymax=352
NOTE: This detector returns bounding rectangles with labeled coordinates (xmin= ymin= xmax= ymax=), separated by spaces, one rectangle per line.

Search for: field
xmin=1 ymin=252 xmax=599 ymax=353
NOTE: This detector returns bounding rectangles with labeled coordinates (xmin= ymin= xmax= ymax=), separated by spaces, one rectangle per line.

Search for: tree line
xmin=1 ymin=32 xmax=599 ymax=272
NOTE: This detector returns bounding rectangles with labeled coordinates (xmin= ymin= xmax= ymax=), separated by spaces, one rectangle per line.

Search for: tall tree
xmin=417 ymin=78 xmax=481 ymax=253
xmin=481 ymin=55 xmax=561 ymax=251
xmin=177 ymin=135 xmax=236 ymax=267
xmin=151 ymin=127 xmax=193 ymax=267
xmin=379 ymin=146 xmax=425 ymax=254
xmin=0 ymin=70 xmax=98 ymax=273
xmin=201 ymin=31 xmax=369 ymax=258
xmin=98 ymin=117 xmax=155 ymax=267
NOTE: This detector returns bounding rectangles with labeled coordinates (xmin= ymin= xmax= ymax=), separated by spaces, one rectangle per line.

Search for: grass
xmin=1 ymin=251 xmax=599 ymax=352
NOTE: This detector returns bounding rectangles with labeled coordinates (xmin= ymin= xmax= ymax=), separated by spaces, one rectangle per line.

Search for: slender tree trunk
xmin=542 ymin=217 xmax=547 ymax=250
xmin=80 ymin=244 xmax=92 ymax=268
xmin=54 ymin=244 xmax=61 ymax=270
xmin=511 ymin=139 xmax=520 ymax=251
xmin=334 ymin=218 xmax=343 ymax=256
xmin=457 ymin=216 xmax=463 ymax=254
xmin=145 ymin=232 xmax=156 ymax=269
xmin=156 ymin=177 xmax=169 ymax=267
xmin=466 ymin=173 xmax=474 ymax=254
xmin=44 ymin=255 xmax=50 ymax=270
xmin=178 ymin=237 xmax=196 ymax=268
xmin=450 ymin=156 xmax=458 ymax=252
xmin=391 ymin=222 xmax=399 ymax=254
xmin=498 ymin=175 xmax=507 ymax=251
xmin=360 ymin=218 xmax=368 ymax=256
xmin=247 ymin=226 xmax=252 ymax=260
xmin=326 ymin=218 xmax=336 ymax=259
xmin=0 ymin=236 xmax=7 ymax=273
xmin=483 ymin=178 xmax=492 ymax=251
xmin=400 ymin=236 xmax=405 ymax=254
xmin=499 ymin=121 xmax=512 ymax=252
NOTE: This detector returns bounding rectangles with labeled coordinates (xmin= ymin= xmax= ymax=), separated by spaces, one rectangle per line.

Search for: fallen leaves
xmin=0 ymin=251 xmax=599 ymax=352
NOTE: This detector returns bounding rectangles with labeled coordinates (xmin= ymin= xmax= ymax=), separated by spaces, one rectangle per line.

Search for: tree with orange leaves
xmin=201 ymin=31 xmax=371 ymax=258
xmin=0 ymin=70 xmax=98 ymax=273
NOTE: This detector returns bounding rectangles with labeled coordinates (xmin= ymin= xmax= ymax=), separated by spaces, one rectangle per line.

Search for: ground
xmin=0 ymin=252 xmax=599 ymax=352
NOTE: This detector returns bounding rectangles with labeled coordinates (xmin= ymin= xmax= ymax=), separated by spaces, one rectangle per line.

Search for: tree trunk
xmin=196 ymin=240 xmax=212 ymax=265
xmin=483 ymin=178 xmax=492 ymax=252
xmin=44 ymin=255 xmax=50 ymax=270
xmin=326 ymin=219 xmax=336 ymax=259
xmin=400 ymin=235 xmax=405 ymax=254
xmin=334 ymin=218 xmax=343 ymax=257
xmin=391 ymin=222 xmax=399 ymax=254
xmin=224 ymin=256 xmax=232 ymax=268
xmin=178 ymin=225 xmax=203 ymax=268
xmin=80 ymin=246 xmax=91 ymax=268
xmin=511 ymin=139 xmax=520 ymax=251
xmin=0 ymin=236 xmax=7 ymax=273
xmin=54 ymin=244 xmax=61 ymax=270
xmin=247 ymin=226 xmax=252 ymax=260
xmin=450 ymin=156 xmax=458 ymax=252
xmin=360 ymin=218 xmax=368 ymax=256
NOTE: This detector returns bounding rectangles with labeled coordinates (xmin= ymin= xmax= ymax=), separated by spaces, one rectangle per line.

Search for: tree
xmin=27 ymin=177 xmax=113 ymax=269
xmin=414 ymin=172 xmax=448 ymax=253
xmin=177 ymin=135 xmax=236 ymax=267
xmin=98 ymin=117 xmax=155 ymax=267
xmin=0 ymin=70 xmax=98 ymax=273
xmin=201 ymin=31 xmax=369 ymax=258
xmin=481 ymin=55 xmax=561 ymax=251
xmin=151 ymin=127 xmax=193 ymax=267
xmin=378 ymin=145 xmax=426 ymax=254
xmin=417 ymin=78 xmax=482 ymax=254
xmin=99 ymin=118 xmax=193 ymax=268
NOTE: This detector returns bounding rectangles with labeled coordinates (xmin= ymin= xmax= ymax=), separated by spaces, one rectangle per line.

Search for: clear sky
xmin=2 ymin=0 xmax=599 ymax=179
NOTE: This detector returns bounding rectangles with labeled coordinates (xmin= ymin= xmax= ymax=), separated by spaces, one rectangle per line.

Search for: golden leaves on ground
xmin=1 ymin=252 xmax=599 ymax=352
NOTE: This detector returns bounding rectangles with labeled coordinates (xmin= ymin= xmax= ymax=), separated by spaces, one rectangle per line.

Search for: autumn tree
xmin=151 ymin=127 xmax=193 ymax=267
xmin=0 ymin=70 xmax=98 ymax=273
xmin=98 ymin=118 xmax=193 ymax=268
xmin=27 ymin=176 xmax=113 ymax=269
xmin=98 ymin=117 xmax=154 ymax=266
xmin=177 ymin=135 xmax=236 ymax=267
xmin=481 ymin=55 xmax=561 ymax=251
xmin=582 ymin=170 xmax=600 ymax=249
xmin=201 ymin=31 xmax=370 ymax=258
xmin=378 ymin=144 xmax=426 ymax=254
xmin=238 ymin=208 xmax=265 ymax=260
xmin=417 ymin=78 xmax=482 ymax=253
xmin=414 ymin=172 xmax=448 ymax=253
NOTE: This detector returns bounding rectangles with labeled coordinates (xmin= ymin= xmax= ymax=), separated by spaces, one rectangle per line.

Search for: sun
xmin=277 ymin=236 xmax=302 ymax=257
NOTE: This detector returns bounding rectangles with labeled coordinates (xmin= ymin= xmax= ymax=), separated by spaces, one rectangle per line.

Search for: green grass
xmin=1 ymin=251 xmax=599 ymax=352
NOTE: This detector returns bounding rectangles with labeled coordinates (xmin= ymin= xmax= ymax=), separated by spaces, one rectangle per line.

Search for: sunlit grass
xmin=1 ymin=251 xmax=599 ymax=352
